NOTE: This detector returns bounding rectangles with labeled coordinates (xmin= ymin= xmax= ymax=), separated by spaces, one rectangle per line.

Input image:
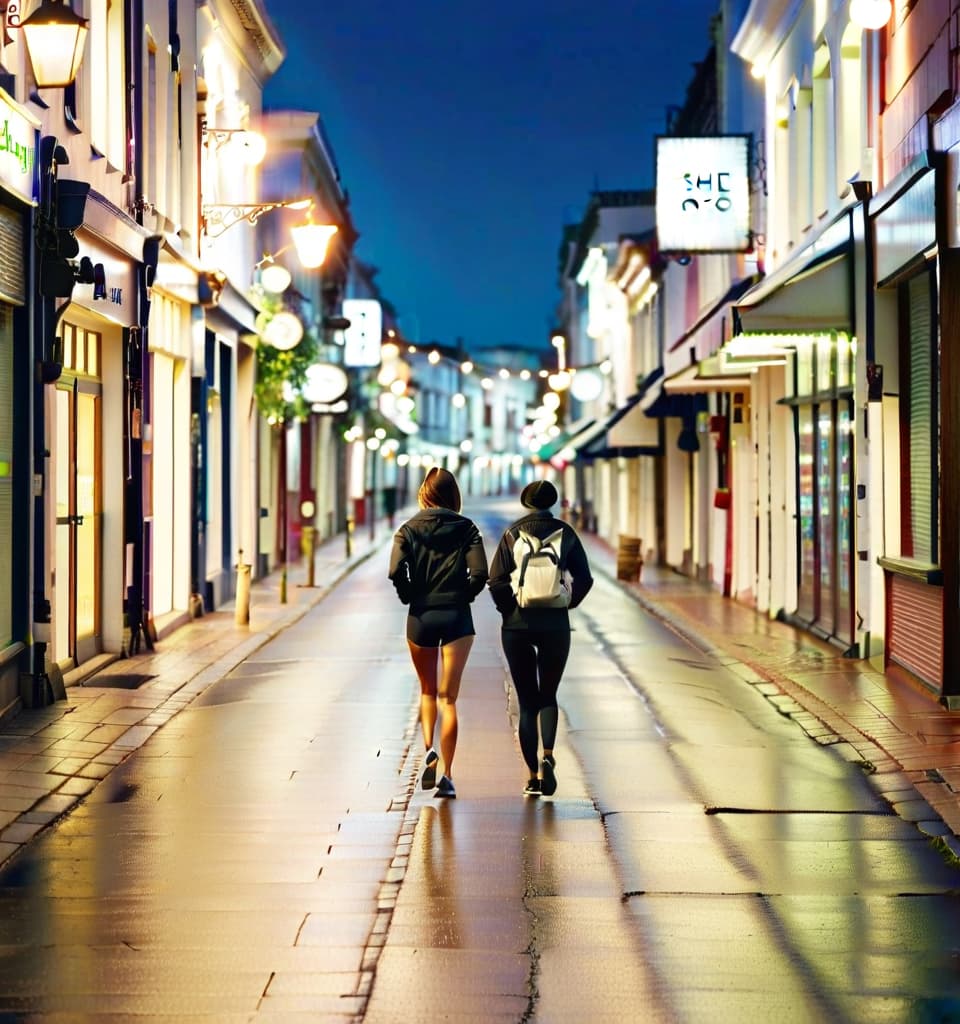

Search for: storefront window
xmin=797 ymin=407 xmax=816 ymax=623
xmin=793 ymin=330 xmax=855 ymax=645
xmin=837 ymin=403 xmax=854 ymax=638
xmin=818 ymin=405 xmax=835 ymax=634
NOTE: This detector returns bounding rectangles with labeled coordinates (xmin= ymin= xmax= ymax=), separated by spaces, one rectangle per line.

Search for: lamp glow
xmin=260 ymin=263 xmax=291 ymax=294
xmin=262 ymin=311 xmax=303 ymax=351
xmin=291 ymin=219 xmax=338 ymax=269
xmin=20 ymin=0 xmax=89 ymax=88
xmin=849 ymin=0 xmax=891 ymax=29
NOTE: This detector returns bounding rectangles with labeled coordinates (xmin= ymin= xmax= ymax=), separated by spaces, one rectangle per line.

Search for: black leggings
xmin=501 ymin=629 xmax=571 ymax=773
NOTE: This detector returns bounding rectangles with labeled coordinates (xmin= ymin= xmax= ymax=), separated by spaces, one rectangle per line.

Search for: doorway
xmin=53 ymin=351 xmax=103 ymax=667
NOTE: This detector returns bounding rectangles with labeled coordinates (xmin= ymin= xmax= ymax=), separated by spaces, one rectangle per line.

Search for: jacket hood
xmin=409 ymin=509 xmax=475 ymax=552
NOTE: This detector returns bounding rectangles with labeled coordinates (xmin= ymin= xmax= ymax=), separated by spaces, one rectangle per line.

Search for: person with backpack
xmin=388 ymin=466 xmax=488 ymax=799
xmin=487 ymin=479 xmax=593 ymax=797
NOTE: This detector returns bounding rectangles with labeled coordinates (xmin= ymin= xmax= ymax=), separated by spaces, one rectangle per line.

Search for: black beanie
xmin=520 ymin=480 xmax=558 ymax=510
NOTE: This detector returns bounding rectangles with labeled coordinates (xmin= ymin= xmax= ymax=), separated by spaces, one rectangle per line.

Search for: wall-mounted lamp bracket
xmin=201 ymin=198 xmax=312 ymax=239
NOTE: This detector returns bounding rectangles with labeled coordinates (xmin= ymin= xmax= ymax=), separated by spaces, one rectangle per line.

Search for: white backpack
xmin=510 ymin=529 xmax=571 ymax=609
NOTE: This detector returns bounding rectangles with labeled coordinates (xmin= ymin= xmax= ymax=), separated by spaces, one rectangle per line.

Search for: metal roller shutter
xmin=0 ymin=208 xmax=24 ymax=307
xmin=888 ymin=574 xmax=943 ymax=689
xmin=907 ymin=273 xmax=934 ymax=561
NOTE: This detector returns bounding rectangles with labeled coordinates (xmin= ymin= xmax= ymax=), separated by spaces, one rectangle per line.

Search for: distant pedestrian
xmin=388 ymin=466 xmax=488 ymax=799
xmin=487 ymin=479 xmax=593 ymax=797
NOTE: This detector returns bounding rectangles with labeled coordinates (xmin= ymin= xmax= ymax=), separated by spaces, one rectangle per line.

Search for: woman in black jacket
xmin=488 ymin=479 xmax=593 ymax=797
xmin=388 ymin=467 xmax=488 ymax=799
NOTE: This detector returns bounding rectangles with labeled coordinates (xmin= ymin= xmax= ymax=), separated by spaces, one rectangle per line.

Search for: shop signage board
xmin=656 ymin=134 xmax=752 ymax=253
xmin=342 ymin=299 xmax=382 ymax=367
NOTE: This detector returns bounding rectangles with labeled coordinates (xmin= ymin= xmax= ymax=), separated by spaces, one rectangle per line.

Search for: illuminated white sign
xmin=303 ymin=362 xmax=348 ymax=404
xmin=342 ymin=299 xmax=382 ymax=367
xmin=656 ymin=135 xmax=752 ymax=253
xmin=0 ymin=88 xmax=37 ymax=205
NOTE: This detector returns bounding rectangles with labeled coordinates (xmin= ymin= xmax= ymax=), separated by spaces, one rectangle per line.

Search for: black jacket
xmin=388 ymin=508 xmax=488 ymax=611
xmin=488 ymin=510 xmax=593 ymax=631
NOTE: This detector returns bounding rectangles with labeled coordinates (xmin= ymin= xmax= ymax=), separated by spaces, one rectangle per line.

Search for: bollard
xmin=345 ymin=515 xmax=354 ymax=558
xmin=302 ymin=525 xmax=316 ymax=588
xmin=235 ymin=561 xmax=251 ymax=625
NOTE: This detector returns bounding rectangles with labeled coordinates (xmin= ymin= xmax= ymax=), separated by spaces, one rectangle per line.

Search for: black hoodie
xmin=388 ymin=508 xmax=488 ymax=611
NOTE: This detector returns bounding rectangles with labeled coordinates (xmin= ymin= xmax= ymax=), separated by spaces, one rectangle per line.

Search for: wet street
xmin=2 ymin=501 xmax=960 ymax=1022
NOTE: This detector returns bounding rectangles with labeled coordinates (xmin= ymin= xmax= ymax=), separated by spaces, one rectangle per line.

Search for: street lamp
xmin=290 ymin=216 xmax=338 ymax=268
xmin=12 ymin=0 xmax=88 ymax=88
xmin=253 ymin=215 xmax=339 ymax=292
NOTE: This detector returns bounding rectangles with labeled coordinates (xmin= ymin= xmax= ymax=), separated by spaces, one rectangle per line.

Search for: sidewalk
xmin=2 ymin=516 xmax=960 ymax=874
xmin=579 ymin=532 xmax=960 ymax=852
xmin=0 ymin=521 xmax=387 ymax=869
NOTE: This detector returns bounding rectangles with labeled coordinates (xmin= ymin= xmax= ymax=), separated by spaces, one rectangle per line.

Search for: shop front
xmin=198 ymin=282 xmax=258 ymax=610
xmin=146 ymin=243 xmax=199 ymax=637
xmin=732 ymin=212 xmax=860 ymax=653
xmin=0 ymin=90 xmax=38 ymax=715
xmin=868 ymin=154 xmax=946 ymax=695
xmin=50 ymin=211 xmax=143 ymax=680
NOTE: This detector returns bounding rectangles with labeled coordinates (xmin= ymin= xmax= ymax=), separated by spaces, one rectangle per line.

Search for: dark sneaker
xmin=435 ymin=775 xmax=456 ymax=799
xmin=540 ymin=756 xmax=557 ymax=797
xmin=524 ymin=778 xmax=541 ymax=797
xmin=421 ymin=748 xmax=439 ymax=790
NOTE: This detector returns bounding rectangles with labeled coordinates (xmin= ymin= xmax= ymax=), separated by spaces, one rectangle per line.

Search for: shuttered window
xmin=901 ymin=271 xmax=937 ymax=562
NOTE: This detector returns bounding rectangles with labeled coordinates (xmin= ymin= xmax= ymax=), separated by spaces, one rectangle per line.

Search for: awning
xmin=663 ymin=362 xmax=755 ymax=394
xmin=567 ymin=392 xmax=663 ymax=460
xmin=605 ymin=392 xmax=659 ymax=448
xmin=735 ymin=250 xmax=851 ymax=334
xmin=557 ymin=416 xmax=611 ymax=458
xmin=640 ymin=376 xmax=697 ymax=418
xmin=534 ymin=414 xmax=596 ymax=461
xmin=668 ymin=276 xmax=758 ymax=361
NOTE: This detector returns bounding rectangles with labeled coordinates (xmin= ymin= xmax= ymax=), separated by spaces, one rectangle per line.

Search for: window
xmin=795 ymin=85 xmax=813 ymax=234
xmin=90 ymin=0 xmax=126 ymax=169
xmin=812 ymin=45 xmax=832 ymax=218
xmin=773 ymin=95 xmax=791 ymax=258
xmin=790 ymin=332 xmax=856 ymax=644
xmin=838 ymin=24 xmax=863 ymax=193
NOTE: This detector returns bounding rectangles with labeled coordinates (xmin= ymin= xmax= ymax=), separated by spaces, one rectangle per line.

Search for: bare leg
xmin=408 ymin=641 xmax=439 ymax=751
xmin=437 ymin=635 xmax=474 ymax=778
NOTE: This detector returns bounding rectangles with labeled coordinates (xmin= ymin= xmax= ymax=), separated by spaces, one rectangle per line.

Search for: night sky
xmin=262 ymin=1 xmax=721 ymax=353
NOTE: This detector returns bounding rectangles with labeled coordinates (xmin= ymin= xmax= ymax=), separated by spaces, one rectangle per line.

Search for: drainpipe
xmin=123 ymin=0 xmax=157 ymax=654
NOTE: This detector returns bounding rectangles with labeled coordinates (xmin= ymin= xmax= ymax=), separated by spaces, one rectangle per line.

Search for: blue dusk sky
xmin=263 ymin=1 xmax=721 ymax=353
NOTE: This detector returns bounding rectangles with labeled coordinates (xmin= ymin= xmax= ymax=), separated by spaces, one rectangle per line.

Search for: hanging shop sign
xmin=303 ymin=362 xmax=349 ymax=404
xmin=342 ymin=298 xmax=382 ymax=367
xmin=655 ymin=134 xmax=752 ymax=253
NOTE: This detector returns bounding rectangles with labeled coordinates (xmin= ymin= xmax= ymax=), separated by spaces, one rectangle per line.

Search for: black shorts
xmin=407 ymin=606 xmax=475 ymax=647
